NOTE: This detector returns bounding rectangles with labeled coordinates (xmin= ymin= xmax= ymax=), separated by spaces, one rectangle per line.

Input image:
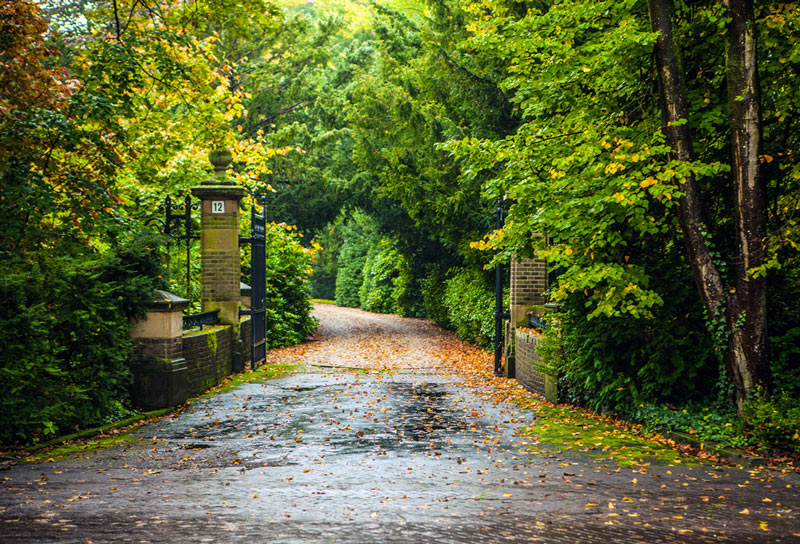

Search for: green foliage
xmin=770 ymin=327 xmax=800 ymax=398
xmin=420 ymin=265 xmax=451 ymax=328
xmin=0 ymin=1 xmax=121 ymax=254
xmin=263 ymin=224 xmax=318 ymax=348
xmin=741 ymin=388 xmax=800 ymax=454
xmin=334 ymin=212 xmax=379 ymax=307
xmin=0 ymin=233 xmax=167 ymax=445
xmin=442 ymin=268 xmax=495 ymax=349
xmin=633 ymin=390 xmax=800 ymax=454
xmin=551 ymin=264 xmax=716 ymax=413
xmin=345 ymin=1 xmax=506 ymax=258
xmin=445 ymin=0 xmax=798 ymax=435
xmin=334 ymin=241 xmax=367 ymax=308
xmin=633 ymin=403 xmax=748 ymax=449
xmin=310 ymin=222 xmax=341 ymax=300
xmin=767 ymin=265 xmax=800 ymax=398
xmin=359 ymin=238 xmax=413 ymax=316
xmin=534 ymin=313 xmax=565 ymax=380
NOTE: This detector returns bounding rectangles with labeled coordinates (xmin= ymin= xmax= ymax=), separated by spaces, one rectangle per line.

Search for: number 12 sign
xmin=211 ymin=201 xmax=225 ymax=214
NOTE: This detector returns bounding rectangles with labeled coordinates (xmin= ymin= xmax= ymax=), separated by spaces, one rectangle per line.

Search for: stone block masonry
xmin=510 ymin=257 xmax=547 ymax=327
xmin=130 ymin=315 xmax=251 ymax=409
xmin=240 ymin=316 xmax=252 ymax=367
xmin=515 ymin=329 xmax=557 ymax=402
xmin=182 ymin=326 xmax=233 ymax=395
xmin=130 ymin=149 xmax=252 ymax=409
xmin=191 ymin=148 xmax=246 ymax=326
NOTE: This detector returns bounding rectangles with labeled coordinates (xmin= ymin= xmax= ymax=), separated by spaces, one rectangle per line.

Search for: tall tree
xmin=723 ymin=0 xmax=768 ymax=400
xmin=648 ymin=0 xmax=768 ymax=407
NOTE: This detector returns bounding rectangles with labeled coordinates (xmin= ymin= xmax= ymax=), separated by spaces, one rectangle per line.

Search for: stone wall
xmin=515 ymin=329 xmax=557 ymax=402
xmin=509 ymin=257 xmax=547 ymax=327
xmin=131 ymin=337 xmax=183 ymax=362
xmin=182 ymin=326 xmax=233 ymax=396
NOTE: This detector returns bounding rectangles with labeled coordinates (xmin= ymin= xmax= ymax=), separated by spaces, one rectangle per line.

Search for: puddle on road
xmin=141 ymin=371 xmax=506 ymax=468
xmin=121 ymin=368 xmax=558 ymax=528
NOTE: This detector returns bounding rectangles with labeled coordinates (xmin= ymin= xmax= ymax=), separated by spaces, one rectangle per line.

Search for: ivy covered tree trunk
xmin=723 ymin=0 xmax=769 ymax=404
xmin=648 ymin=0 xmax=768 ymax=409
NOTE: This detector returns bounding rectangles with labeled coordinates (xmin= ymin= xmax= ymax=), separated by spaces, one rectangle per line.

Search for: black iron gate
xmin=146 ymin=194 xmax=199 ymax=299
xmin=242 ymin=195 xmax=267 ymax=368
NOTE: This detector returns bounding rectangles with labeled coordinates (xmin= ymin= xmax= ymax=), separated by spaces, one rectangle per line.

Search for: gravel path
xmin=267 ymin=303 xmax=454 ymax=371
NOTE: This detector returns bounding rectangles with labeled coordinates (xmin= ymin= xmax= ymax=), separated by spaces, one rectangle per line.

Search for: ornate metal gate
xmin=242 ymin=195 xmax=267 ymax=367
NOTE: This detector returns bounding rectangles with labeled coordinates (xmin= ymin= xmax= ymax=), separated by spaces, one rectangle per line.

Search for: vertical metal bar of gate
xmin=494 ymin=197 xmax=510 ymax=376
xmin=249 ymin=196 xmax=267 ymax=367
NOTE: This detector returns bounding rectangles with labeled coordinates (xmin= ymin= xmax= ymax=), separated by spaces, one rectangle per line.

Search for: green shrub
xmin=632 ymin=402 xmax=749 ymax=449
xmin=263 ymin=224 xmax=318 ymax=348
xmin=358 ymin=238 xmax=414 ymax=316
xmin=335 ymin=241 xmax=367 ymax=307
xmin=310 ymin=222 xmax=341 ymax=301
xmin=443 ymin=267 xmax=495 ymax=349
xmin=770 ymin=327 xmax=800 ymax=398
xmin=334 ymin=212 xmax=378 ymax=307
xmin=554 ymin=297 xmax=716 ymax=412
xmin=420 ymin=265 xmax=450 ymax=328
xmin=535 ymin=311 xmax=565 ymax=379
xmin=0 ymin=233 xmax=166 ymax=445
xmin=741 ymin=388 xmax=800 ymax=453
xmin=548 ymin=251 xmax=717 ymax=413
xmin=630 ymin=391 xmax=800 ymax=454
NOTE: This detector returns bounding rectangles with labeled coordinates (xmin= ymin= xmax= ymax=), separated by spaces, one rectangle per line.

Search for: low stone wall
xmin=514 ymin=329 xmax=557 ymax=402
xmin=130 ymin=316 xmax=252 ymax=409
xmin=182 ymin=326 xmax=233 ymax=395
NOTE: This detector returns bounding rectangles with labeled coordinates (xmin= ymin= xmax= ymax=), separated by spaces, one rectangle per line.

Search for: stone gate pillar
xmin=191 ymin=148 xmax=246 ymax=325
xmin=509 ymin=256 xmax=547 ymax=327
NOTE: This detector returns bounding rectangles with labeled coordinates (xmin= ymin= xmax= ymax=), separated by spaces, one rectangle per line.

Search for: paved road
xmin=1 ymin=305 xmax=798 ymax=543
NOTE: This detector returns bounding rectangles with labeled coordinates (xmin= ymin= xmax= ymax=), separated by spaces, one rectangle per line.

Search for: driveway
xmin=1 ymin=304 xmax=798 ymax=543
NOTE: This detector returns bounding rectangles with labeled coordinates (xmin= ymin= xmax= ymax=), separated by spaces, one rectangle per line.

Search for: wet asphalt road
xmin=1 ymin=306 xmax=799 ymax=543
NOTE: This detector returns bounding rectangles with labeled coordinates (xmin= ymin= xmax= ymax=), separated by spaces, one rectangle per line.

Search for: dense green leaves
xmin=263 ymin=224 xmax=318 ymax=348
xmin=0 ymin=233 xmax=167 ymax=444
xmin=444 ymin=0 xmax=799 ymax=414
xmin=442 ymin=268 xmax=496 ymax=349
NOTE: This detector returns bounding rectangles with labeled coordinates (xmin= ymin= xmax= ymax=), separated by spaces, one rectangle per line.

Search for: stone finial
xmin=203 ymin=147 xmax=235 ymax=185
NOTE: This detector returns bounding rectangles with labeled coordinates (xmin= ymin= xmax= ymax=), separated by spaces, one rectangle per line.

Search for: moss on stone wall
xmin=206 ymin=330 xmax=218 ymax=355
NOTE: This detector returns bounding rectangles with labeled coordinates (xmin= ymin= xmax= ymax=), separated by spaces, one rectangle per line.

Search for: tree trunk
xmin=647 ymin=0 xmax=769 ymax=410
xmin=646 ymin=0 xmax=726 ymax=321
xmin=723 ymin=0 xmax=769 ymax=405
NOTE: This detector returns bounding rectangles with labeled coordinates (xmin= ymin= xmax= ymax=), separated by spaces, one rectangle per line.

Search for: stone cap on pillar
xmin=130 ymin=290 xmax=189 ymax=339
xmin=149 ymin=290 xmax=191 ymax=313
xmin=191 ymin=147 xmax=246 ymax=200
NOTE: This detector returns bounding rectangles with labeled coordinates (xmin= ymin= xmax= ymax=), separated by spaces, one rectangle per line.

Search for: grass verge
xmin=517 ymin=401 xmax=713 ymax=467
